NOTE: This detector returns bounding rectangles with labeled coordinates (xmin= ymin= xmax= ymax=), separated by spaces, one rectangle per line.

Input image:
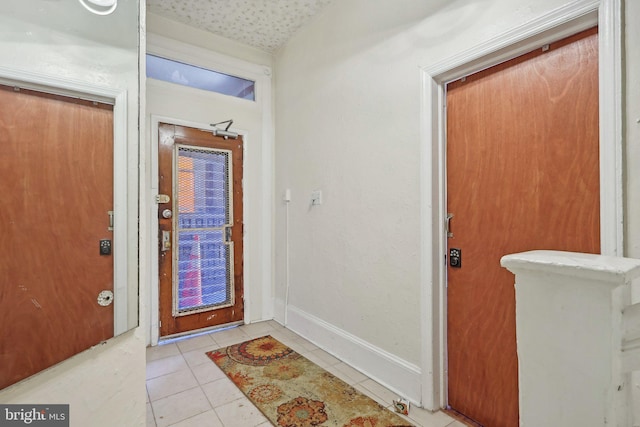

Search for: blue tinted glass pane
xmin=146 ymin=54 xmax=255 ymax=101
xmin=176 ymin=147 xmax=233 ymax=313
xmin=177 ymin=231 xmax=231 ymax=311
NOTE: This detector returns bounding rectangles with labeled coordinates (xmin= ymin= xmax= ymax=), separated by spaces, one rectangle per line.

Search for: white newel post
xmin=501 ymin=250 xmax=640 ymax=427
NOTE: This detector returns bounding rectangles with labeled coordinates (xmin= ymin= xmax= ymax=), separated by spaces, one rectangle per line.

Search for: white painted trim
xmin=149 ymin=115 xmax=161 ymax=346
xmin=597 ymin=0 xmax=624 ymax=257
xmin=139 ymin=0 xmax=149 ymax=340
xmin=425 ymin=1 xmax=599 ymax=81
xmin=0 ymin=66 xmax=130 ymax=337
xmin=418 ymin=70 xmax=446 ymax=410
xmin=111 ymin=90 xmax=129 ymax=336
xmin=260 ymin=67 xmax=275 ymax=322
xmin=418 ymin=0 xmax=623 ymax=411
xmin=286 ymin=305 xmax=422 ymax=404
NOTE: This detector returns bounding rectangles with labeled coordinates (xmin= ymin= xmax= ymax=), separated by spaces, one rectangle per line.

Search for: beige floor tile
xmin=406 ymin=405 xmax=457 ymax=427
xmin=147 ymin=369 xmax=199 ymax=402
xmin=146 ymin=354 xmax=189 ymax=380
xmin=281 ymin=338 xmax=313 ymax=355
xmin=166 ymin=410 xmax=224 ymax=427
xmin=146 ymin=403 xmax=156 ymax=427
xmin=176 ymin=334 xmax=217 ymax=353
xmin=396 ymin=412 xmax=420 ymax=427
xmin=240 ymin=321 xmax=276 ymax=339
xmin=151 ymin=387 xmax=212 ymax=427
xmin=303 ymin=348 xmax=341 ymax=368
xmin=214 ymin=397 xmax=270 ymax=427
xmin=201 ymin=377 xmax=245 ymax=408
xmin=265 ymin=320 xmax=285 ymax=329
xmin=353 ymin=383 xmax=389 ymax=408
xmin=357 ymin=379 xmax=398 ymax=407
xmin=360 ymin=379 xmax=398 ymax=405
xmin=290 ymin=337 xmax=318 ymax=352
xmin=210 ymin=326 xmax=250 ymax=347
xmin=190 ymin=361 xmax=227 ymax=385
xmin=268 ymin=327 xmax=301 ymax=344
xmin=182 ymin=347 xmax=219 ymax=368
xmin=445 ymin=421 xmax=468 ymax=427
xmin=147 ymin=343 xmax=181 ymax=362
xmin=325 ymin=362 xmax=368 ymax=385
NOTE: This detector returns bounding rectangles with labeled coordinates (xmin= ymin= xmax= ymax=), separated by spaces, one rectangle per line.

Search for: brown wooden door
xmin=158 ymin=123 xmax=244 ymax=337
xmin=446 ymin=28 xmax=600 ymax=427
xmin=0 ymin=85 xmax=114 ymax=390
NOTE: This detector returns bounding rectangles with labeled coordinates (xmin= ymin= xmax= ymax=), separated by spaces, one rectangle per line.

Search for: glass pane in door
xmin=174 ymin=145 xmax=234 ymax=315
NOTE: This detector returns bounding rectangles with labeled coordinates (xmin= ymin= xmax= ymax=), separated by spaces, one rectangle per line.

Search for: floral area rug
xmin=206 ymin=335 xmax=415 ymax=427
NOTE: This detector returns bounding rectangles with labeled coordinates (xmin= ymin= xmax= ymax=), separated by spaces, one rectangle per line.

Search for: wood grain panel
xmin=446 ymin=28 xmax=599 ymax=426
xmin=0 ymin=85 xmax=114 ymax=389
xmin=158 ymin=123 xmax=244 ymax=337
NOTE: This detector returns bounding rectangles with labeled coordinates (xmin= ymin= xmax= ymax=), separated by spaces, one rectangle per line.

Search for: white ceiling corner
xmin=146 ymin=0 xmax=335 ymax=52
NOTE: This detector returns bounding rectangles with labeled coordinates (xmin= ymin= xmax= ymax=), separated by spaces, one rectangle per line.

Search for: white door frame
xmin=419 ymin=0 xmax=622 ymax=410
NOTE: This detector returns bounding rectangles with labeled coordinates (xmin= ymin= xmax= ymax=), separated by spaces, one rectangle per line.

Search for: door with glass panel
xmin=158 ymin=123 xmax=243 ymax=337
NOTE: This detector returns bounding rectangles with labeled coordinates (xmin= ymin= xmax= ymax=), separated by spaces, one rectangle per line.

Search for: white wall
xmin=145 ymin=18 xmax=275 ymax=344
xmin=274 ymin=0 xmax=640 ymax=406
xmin=0 ymin=1 xmax=145 ymax=426
xmin=625 ymin=0 xmax=640 ymax=422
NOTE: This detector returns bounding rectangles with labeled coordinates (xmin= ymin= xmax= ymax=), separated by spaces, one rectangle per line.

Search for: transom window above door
xmin=146 ymin=54 xmax=255 ymax=101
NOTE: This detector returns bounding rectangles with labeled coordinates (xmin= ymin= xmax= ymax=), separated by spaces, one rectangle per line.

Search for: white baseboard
xmin=286 ymin=305 xmax=422 ymax=405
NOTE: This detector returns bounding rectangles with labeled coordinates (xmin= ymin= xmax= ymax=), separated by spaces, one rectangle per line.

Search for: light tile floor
xmin=146 ymin=321 xmax=465 ymax=427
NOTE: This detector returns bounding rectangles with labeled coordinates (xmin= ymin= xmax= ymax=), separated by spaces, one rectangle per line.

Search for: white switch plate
xmin=311 ymin=190 xmax=322 ymax=205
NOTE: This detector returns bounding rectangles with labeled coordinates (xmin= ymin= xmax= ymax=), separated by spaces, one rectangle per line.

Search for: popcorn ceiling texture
xmin=146 ymin=0 xmax=335 ymax=52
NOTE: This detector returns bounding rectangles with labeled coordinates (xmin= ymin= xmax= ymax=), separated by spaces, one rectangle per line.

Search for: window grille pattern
xmin=174 ymin=145 xmax=234 ymax=315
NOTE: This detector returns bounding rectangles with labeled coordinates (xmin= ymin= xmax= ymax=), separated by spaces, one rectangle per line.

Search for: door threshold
xmin=158 ymin=321 xmax=244 ymax=345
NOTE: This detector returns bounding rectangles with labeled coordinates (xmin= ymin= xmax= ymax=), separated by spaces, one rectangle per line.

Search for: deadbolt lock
xmin=449 ymin=248 xmax=462 ymax=268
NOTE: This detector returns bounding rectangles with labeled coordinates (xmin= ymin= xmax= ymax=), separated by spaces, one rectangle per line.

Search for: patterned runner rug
xmin=206 ymin=335 xmax=415 ymax=426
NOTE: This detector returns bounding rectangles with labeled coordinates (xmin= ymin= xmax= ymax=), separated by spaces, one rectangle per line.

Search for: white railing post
xmin=501 ymin=250 xmax=640 ymax=427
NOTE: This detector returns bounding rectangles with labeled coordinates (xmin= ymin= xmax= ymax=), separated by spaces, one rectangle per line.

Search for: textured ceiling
xmin=146 ymin=0 xmax=335 ymax=52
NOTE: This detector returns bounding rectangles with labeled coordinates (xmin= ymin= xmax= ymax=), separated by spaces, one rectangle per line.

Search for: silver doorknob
xmin=162 ymin=209 xmax=172 ymax=219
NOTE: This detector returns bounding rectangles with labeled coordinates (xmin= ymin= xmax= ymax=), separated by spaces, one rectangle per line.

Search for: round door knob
xmin=97 ymin=290 xmax=114 ymax=306
xmin=162 ymin=209 xmax=172 ymax=219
